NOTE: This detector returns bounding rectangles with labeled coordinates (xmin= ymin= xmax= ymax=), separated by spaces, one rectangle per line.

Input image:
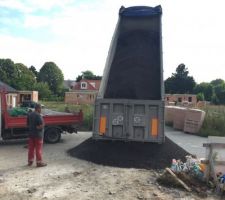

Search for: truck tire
xmin=44 ymin=128 xmax=61 ymax=144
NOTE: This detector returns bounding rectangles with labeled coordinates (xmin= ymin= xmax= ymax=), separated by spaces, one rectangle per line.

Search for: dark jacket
xmin=27 ymin=111 xmax=44 ymax=138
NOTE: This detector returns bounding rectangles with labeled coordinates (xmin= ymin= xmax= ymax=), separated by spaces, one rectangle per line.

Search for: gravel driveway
xmin=0 ymin=132 xmax=218 ymax=200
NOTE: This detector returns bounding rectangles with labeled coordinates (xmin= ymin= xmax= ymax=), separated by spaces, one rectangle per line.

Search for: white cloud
xmin=23 ymin=15 xmax=51 ymax=29
xmin=0 ymin=0 xmax=74 ymax=13
xmin=0 ymin=0 xmax=32 ymax=13
xmin=1 ymin=0 xmax=225 ymax=83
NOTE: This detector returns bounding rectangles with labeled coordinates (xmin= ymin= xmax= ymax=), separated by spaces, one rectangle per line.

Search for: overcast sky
xmin=0 ymin=0 xmax=225 ymax=83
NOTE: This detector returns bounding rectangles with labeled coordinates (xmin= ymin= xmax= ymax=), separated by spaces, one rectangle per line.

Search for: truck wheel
xmin=44 ymin=128 xmax=61 ymax=144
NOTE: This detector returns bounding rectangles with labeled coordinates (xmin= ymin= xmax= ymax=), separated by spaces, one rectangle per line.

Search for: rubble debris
xmin=73 ymin=171 xmax=82 ymax=177
xmin=166 ymin=168 xmax=191 ymax=192
xmin=157 ymin=155 xmax=210 ymax=198
xmin=27 ymin=188 xmax=37 ymax=194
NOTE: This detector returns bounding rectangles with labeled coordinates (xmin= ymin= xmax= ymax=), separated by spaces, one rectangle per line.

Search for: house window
xmin=81 ymin=82 xmax=87 ymax=89
xmin=188 ymin=97 xmax=192 ymax=102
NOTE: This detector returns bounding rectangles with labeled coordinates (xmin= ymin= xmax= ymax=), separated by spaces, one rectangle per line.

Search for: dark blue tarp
xmin=119 ymin=5 xmax=162 ymax=17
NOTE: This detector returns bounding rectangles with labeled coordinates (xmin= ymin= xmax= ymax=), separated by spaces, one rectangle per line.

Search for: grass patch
xmin=40 ymin=101 xmax=94 ymax=131
xmin=198 ymin=105 xmax=225 ymax=137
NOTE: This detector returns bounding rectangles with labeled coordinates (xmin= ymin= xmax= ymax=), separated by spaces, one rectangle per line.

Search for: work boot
xmin=36 ymin=162 xmax=47 ymax=167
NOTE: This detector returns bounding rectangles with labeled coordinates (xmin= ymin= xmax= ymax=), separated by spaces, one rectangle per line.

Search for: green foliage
xmin=43 ymin=94 xmax=64 ymax=101
xmin=33 ymin=82 xmax=52 ymax=100
xmin=29 ymin=65 xmax=38 ymax=78
xmin=14 ymin=63 xmax=36 ymax=90
xmin=38 ymin=62 xmax=64 ymax=95
xmin=211 ymin=93 xmax=219 ymax=105
xmin=199 ymin=105 xmax=225 ymax=137
xmin=217 ymin=90 xmax=225 ymax=104
xmin=210 ymin=79 xmax=224 ymax=87
xmin=210 ymin=79 xmax=225 ymax=105
xmin=0 ymin=59 xmax=36 ymax=90
xmin=76 ymin=75 xmax=83 ymax=82
xmin=165 ymin=64 xmax=196 ymax=94
xmin=57 ymin=86 xmax=69 ymax=98
xmin=196 ymin=93 xmax=205 ymax=101
xmin=0 ymin=58 xmax=18 ymax=87
xmin=194 ymin=82 xmax=213 ymax=101
xmin=76 ymin=70 xmax=102 ymax=81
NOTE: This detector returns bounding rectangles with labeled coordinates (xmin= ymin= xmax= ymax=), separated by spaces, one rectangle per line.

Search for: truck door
xmin=96 ymin=100 xmax=161 ymax=142
xmin=126 ymin=103 xmax=159 ymax=141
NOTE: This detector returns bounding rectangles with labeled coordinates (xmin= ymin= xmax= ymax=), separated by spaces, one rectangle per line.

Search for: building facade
xmin=0 ymin=81 xmax=38 ymax=108
xmin=65 ymin=79 xmax=101 ymax=104
xmin=165 ymin=94 xmax=197 ymax=107
xmin=17 ymin=91 xmax=39 ymax=104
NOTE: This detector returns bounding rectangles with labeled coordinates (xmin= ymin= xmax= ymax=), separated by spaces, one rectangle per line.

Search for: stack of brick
xmin=165 ymin=106 xmax=206 ymax=134
xmin=184 ymin=109 xmax=205 ymax=134
xmin=165 ymin=106 xmax=175 ymax=124
xmin=173 ymin=107 xmax=187 ymax=130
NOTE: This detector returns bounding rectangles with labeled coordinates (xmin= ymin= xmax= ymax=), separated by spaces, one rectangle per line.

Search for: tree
xmin=33 ymin=82 xmax=52 ymax=100
xmin=210 ymin=79 xmax=224 ymax=87
xmin=209 ymin=79 xmax=225 ymax=104
xmin=217 ymin=90 xmax=225 ymax=104
xmin=194 ymin=82 xmax=213 ymax=101
xmin=14 ymin=63 xmax=36 ymax=90
xmin=76 ymin=75 xmax=83 ymax=82
xmin=38 ymin=62 xmax=64 ymax=95
xmin=196 ymin=93 xmax=205 ymax=101
xmin=76 ymin=70 xmax=102 ymax=82
xmin=0 ymin=58 xmax=18 ymax=87
xmin=29 ymin=65 xmax=39 ymax=79
xmin=211 ymin=93 xmax=219 ymax=105
xmin=165 ymin=64 xmax=196 ymax=94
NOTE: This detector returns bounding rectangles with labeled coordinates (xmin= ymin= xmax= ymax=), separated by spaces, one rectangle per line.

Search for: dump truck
xmin=93 ymin=5 xmax=165 ymax=143
xmin=0 ymin=91 xmax=83 ymax=143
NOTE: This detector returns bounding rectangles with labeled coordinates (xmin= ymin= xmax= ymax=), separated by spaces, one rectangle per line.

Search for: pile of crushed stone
xmin=68 ymin=137 xmax=188 ymax=169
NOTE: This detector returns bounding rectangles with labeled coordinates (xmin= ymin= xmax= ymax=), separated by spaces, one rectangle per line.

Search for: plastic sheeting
xmin=98 ymin=5 xmax=163 ymax=100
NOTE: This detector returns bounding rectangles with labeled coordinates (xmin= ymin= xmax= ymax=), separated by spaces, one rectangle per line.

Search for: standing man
xmin=27 ymin=104 xmax=47 ymax=167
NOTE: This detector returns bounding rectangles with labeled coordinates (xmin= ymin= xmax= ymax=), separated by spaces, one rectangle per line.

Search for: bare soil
xmin=0 ymin=132 xmax=219 ymax=200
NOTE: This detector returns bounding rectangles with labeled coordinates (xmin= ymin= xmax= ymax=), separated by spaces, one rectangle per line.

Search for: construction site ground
xmin=0 ymin=131 xmax=219 ymax=200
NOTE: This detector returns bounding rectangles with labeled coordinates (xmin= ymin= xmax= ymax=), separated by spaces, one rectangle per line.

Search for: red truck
xmin=0 ymin=92 xmax=83 ymax=143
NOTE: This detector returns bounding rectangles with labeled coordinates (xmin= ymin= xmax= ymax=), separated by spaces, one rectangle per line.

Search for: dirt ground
xmin=0 ymin=132 xmax=220 ymax=200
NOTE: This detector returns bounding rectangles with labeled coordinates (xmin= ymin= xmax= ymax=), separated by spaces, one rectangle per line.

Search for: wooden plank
xmin=165 ymin=168 xmax=191 ymax=192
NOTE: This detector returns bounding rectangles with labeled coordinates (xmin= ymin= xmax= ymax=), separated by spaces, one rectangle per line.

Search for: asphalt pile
xmin=104 ymin=13 xmax=162 ymax=100
xmin=68 ymin=137 xmax=188 ymax=169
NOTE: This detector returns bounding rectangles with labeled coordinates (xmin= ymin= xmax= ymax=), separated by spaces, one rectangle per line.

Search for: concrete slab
xmin=165 ymin=126 xmax=207 ymax=158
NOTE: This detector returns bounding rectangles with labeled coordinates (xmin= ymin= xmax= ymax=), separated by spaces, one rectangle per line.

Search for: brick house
xmin=65 ymin=79 xmax=101 ymax=104
xmin=17 ymin=91 xmax=38 ymax=105
xmin=0 ymin=80 xmax=17 ymax=108
xmin=0 ymin=81 xmax=38 ymax=108
xmin=165 ymin=94 xmax=197 ymax=107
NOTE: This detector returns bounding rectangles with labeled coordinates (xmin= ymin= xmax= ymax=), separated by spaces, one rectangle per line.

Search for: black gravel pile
xmin=68 ymin=137 xmax=189 ymax=170
xmin=104 ymin=7 xmax=162 ymax=100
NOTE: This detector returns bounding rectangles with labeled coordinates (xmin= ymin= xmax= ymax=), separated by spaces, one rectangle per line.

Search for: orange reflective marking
xmin=99 ymin=116 xmax=107 ymax=135
xmin=151 ymin=118 xmax=158 ymax=137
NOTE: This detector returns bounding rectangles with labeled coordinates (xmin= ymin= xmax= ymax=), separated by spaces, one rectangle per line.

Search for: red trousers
xmin=28 ymin=138 xmax=43 ymax=163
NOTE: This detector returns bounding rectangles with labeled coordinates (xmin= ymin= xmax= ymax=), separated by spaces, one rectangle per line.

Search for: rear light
xmin=99 ymin=116 xmax=107 ymax=135
xmin=151 ymin=118 xmax=158 ymax=137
